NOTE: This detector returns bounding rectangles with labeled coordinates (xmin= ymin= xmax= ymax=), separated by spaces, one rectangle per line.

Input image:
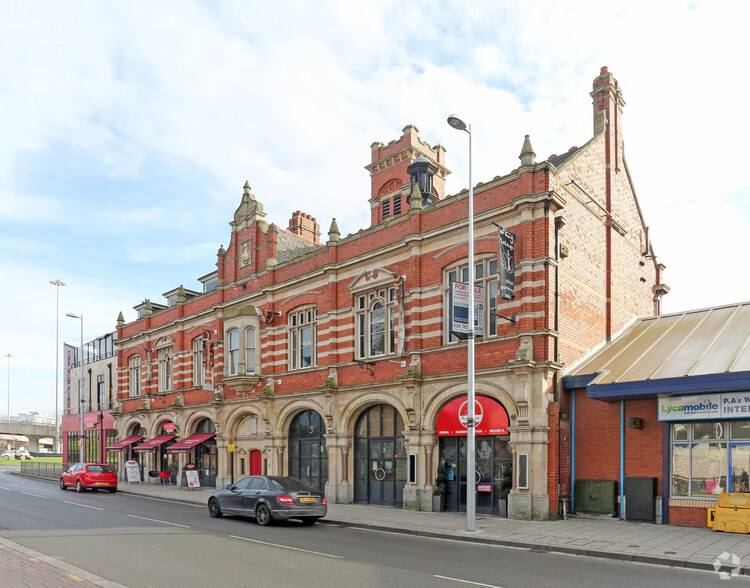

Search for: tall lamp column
xmin=66 ymin=313 xmax=85 ymax=463
xmin=4 ymin=354 xmax=11 ymax=425
xmin=50 ymin=279 xmax=65 ymax=453
xmin=447 ymin=113 xmax=476 ymax=532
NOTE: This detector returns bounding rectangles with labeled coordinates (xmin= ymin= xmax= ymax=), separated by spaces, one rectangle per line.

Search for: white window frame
xmin=245 ymin=326 xmax=256 ymax=375
xmin=128 ymin=355 xmax=141 ymax=397
xmin=356 ymin=288 xmax=396 ymax=359
xmin=227 ymin=328 xmax=240 ymax=376
xmin=158 ymin=347 xmax=172 ymax=392
xmin=289 ymin=307 xmax=317 ymax=370
xmin=192 ymin=337 xmax=204 ymax=386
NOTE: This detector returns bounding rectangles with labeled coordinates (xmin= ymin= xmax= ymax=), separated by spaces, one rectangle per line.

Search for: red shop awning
xmin=105 ymin=436 xmax=143 ymax=452
xmin=132 ymin=435 xmax=176 ymax=453
xmin=436 ymin=395 xmax=509 ymax=436
xmin=167 ymin=433 xmax=216 ymax=454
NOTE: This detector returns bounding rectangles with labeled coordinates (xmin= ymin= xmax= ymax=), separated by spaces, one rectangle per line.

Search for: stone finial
xmin=218 ymin=244 xmax=226 ymax=256
xmin=408 ymin=183 xmax=423 ymax=210
xmin=177 ymin=285 xmax=186 ymax=304
xmin=328 ymin=218 xmax=340 ymax=243
xmin=519 ymin=135 xmax=536 ymax=166
xmin=233 ymin=180 xmax=265 ymax=224
xmin=144 ymin=299 xmax=153 ymax=316
xmin=116 ymin=311 xmax=125 ymax=328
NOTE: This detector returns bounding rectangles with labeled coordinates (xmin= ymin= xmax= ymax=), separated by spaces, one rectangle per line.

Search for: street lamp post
xmin=66 ymin=313 xmax=85 ymax=463
xmin=4 ymin=354 xmax=11 ymax=425
xmin=50 ymin=279 xmax=66 ymax=453
xmin=447 ymin=113 xmax=476 ymax=532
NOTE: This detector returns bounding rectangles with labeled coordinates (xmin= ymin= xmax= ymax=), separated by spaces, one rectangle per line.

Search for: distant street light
xmin=4 ymin=354 xmax=11 ymax=425
xmin=50 ymin=279 xmax=65 ymax=453
xmin=447 ymin=113 xmax=477 ymax=532
xmin=66 ymin=313 xmax=85 ymax=463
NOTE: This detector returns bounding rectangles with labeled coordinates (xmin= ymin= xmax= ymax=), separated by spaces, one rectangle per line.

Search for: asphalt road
xmin=0 ymin=470 xmax=746 ymax=587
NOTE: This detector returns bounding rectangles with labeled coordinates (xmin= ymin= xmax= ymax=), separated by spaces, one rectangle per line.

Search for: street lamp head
xmin=66 ymin=312 xmax=81 ymax=319
xmin=447 ymin=114 xmax=468 ymax=132
xmin=50 ymin=279 xmax=66 ymax=287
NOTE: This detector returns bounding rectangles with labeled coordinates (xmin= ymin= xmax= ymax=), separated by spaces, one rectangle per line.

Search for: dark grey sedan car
xmin=208 ymin=475 xmax=327 ymax=526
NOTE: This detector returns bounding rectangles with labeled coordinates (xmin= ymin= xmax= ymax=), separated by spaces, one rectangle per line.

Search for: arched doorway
xmin=193 ymin=418 xmax=218 ymax=487
xmin=288 ymin=410 xmax=328 ymax=491
xmin=436 ymin=396 xmax=512 ymax=515
xmin=354 ymin=404 xmax=406 ymax=507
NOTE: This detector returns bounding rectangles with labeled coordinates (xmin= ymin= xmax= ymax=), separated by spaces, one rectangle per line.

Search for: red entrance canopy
xmin=436 ymin=395 xmax=509 ymax=436
xmin=105 ymin=436 xmax=143 ymax=452
xmin=167 ymin=433 xmax=216 ymax=454
xmin=133 ymin=435 xmax=176 ymax=453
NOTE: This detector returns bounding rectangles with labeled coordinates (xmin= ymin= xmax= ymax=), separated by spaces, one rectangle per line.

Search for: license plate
xmin=299 ymin=497 xmax=316 ymax=503
xmin=95 ymin=482 xmax=108 ymax=485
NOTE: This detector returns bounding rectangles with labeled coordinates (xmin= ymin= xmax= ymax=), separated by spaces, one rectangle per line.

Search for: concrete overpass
xmin=0 ymin=421 xmax=56 ymax=451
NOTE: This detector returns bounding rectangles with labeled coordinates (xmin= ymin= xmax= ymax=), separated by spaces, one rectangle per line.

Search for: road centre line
xmin=64 ymin=501 xmax=103 ymax=510
xmin=128 ymin=514 xmax=190 ymax=528
xmin=21 ymin=491 xmax=47 ymax=499
xmin=229 ymin=535 xmax=343 ymax=559
xmin=434 ymin=575 xmax=504 ymax=588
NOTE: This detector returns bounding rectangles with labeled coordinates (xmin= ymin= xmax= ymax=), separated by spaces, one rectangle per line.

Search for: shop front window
xmin=670 ymin=421 xmax=743 ymax=498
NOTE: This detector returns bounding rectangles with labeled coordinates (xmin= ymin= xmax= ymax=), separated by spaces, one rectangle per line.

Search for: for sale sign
xmin=449 ymin=282 xmax=484 ymax=338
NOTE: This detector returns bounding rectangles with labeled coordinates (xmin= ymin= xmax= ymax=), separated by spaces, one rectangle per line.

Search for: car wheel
xmin=107 ymin=488 xmax=117 ymax=493
xmin=208 ymin=497 xmax=223 ymax=518
xmin=59 ymin=478 xmax=66 ymax=491
xmin=300 ymin=517 xmax=319 ymax=526
xmin=256 ymin=503 xmax=272 ymax=526
xmin=76 ymin=480 xmax=83 ymax=493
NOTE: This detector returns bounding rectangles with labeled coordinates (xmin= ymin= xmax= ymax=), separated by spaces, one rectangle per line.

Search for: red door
xmin=249 ymin=450 xmax=262 ymax=475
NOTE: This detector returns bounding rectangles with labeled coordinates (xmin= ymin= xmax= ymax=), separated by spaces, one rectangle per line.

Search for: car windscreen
xmin=87 ymin=465 xmax=115 ymax=473
xmin=269 ymin=477 xmax=316 ymax=492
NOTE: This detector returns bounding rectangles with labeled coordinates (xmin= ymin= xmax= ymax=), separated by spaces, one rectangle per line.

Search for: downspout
xmin=620 ymin=400 xmax=625 ymax=518
xmin=555 ymin=215 xmax=565 ymax=516
xmin=571 ymin=390 xmax=576 ymax=512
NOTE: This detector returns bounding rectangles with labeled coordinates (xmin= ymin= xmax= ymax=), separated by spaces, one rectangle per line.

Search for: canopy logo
xmin=658 ymin=393 xmax=722 ymax=421
xmin=661 ymin=401 xmax=719 ymax=414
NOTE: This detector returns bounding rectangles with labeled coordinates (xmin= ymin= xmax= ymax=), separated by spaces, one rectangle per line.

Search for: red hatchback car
xmin=59 ymin=463 xmax=118 ymax=493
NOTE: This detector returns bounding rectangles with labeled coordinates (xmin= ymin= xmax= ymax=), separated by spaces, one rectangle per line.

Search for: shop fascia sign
xmin=658 ymin=392 xmax=750 ymax=421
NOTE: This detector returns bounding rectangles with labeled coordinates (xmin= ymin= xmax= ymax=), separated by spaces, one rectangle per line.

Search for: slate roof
xmin=275 ymin=230 xmax=321 ymax=263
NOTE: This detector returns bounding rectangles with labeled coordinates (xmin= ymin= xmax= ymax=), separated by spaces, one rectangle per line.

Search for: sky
xmin=2 ymin=0 xmax=749 ymax=419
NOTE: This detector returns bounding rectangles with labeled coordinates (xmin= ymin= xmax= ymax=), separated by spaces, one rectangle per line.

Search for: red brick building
xmin=112 ymin=67 xmax=663 ymax=520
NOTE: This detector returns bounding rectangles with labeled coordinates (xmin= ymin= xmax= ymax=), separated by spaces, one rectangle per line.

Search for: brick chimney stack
xmin=591 ymin=66 xmax=625 ymax=172
xmin=287 ymin=210 xmax=321 ymax=244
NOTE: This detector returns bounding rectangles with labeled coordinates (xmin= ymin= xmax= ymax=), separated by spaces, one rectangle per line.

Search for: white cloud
xmin=0 ymin=0 xmax=748 ymax=415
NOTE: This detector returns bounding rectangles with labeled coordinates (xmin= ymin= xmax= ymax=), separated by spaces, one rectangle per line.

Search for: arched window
xmin=288 ymin=410 xmax=327 ymax=491
xmin=158 ymin=347 xmax=172 ymax=392
xmin=357 ymin=290 xmax=395 ymax=358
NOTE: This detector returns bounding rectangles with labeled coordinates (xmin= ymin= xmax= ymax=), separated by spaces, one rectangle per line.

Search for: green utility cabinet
xmin=574 ymin=480 xmax=618 ymax=516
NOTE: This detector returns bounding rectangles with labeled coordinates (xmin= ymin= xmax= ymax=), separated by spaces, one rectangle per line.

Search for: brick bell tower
xmin=365 ymin=124 xmax=450 ymax=226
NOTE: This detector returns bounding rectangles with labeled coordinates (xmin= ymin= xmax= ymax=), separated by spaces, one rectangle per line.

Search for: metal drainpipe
xmin=555 ymin=215 xmax=565 ymax=516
